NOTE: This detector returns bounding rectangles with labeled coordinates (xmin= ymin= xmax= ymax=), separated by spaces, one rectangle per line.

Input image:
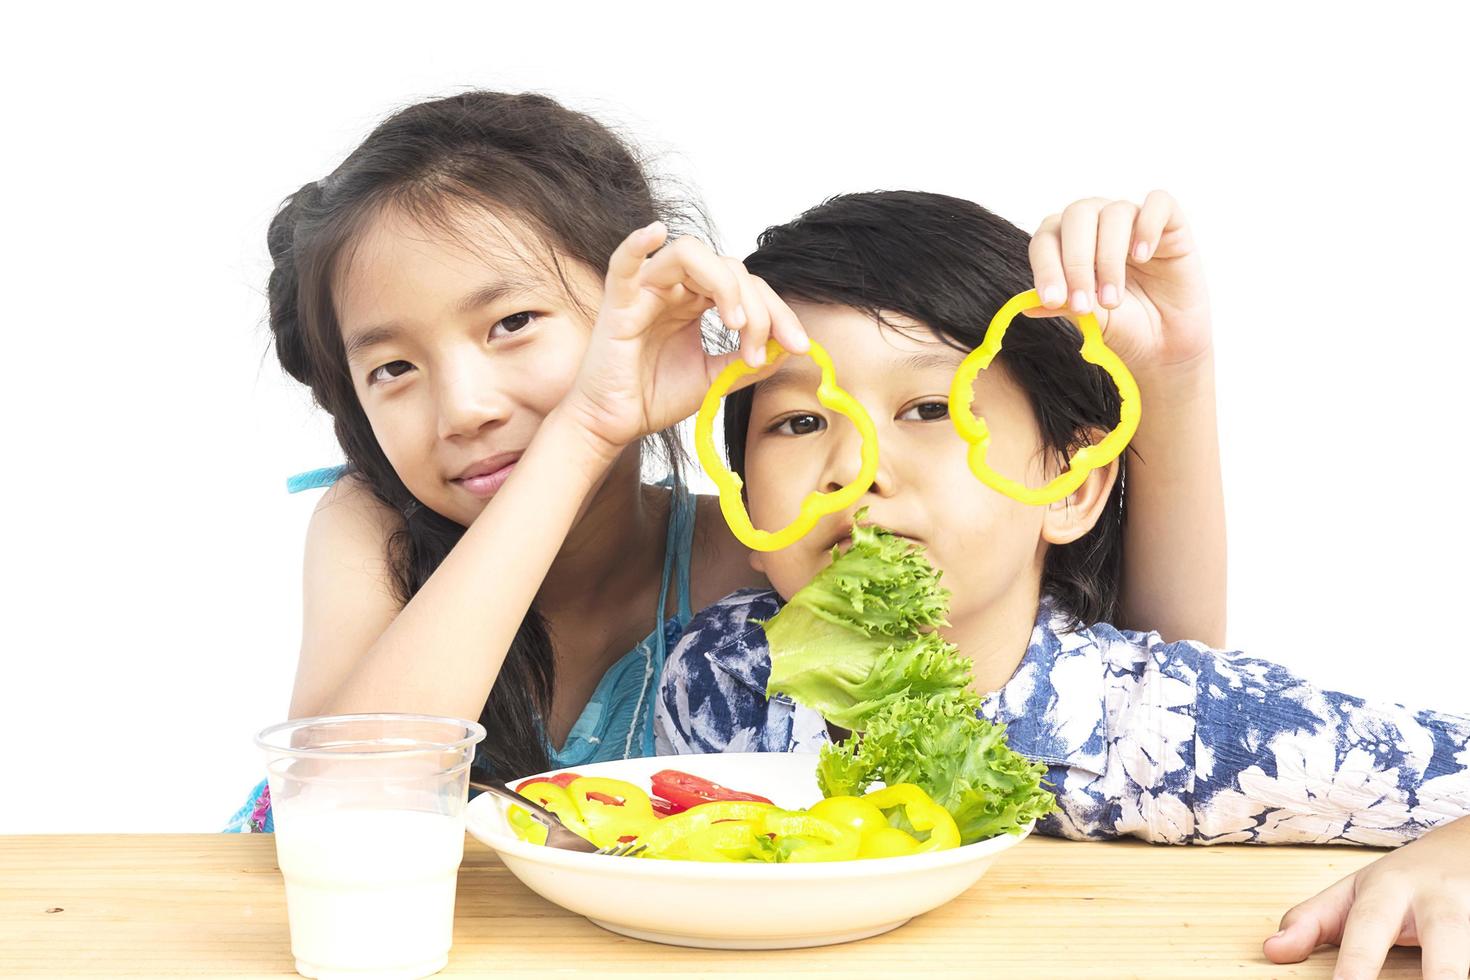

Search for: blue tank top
xmin=284 ymin=465 xmax=696 ymax=766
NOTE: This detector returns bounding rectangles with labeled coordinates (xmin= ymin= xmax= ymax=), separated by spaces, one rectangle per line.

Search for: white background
xmin=2 ymin=3 xmax=1467 ymax=833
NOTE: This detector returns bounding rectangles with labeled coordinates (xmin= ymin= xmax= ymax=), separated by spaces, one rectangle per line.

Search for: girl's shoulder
xmin=307 ymin=472 xmax=402 ymax=545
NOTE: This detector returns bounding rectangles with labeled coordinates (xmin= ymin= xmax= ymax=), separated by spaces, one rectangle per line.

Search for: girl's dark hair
xmin=727 ymin=190 xmax=1126 ymax=626
xmin=266 ymin=91 xmax=699 ymax=779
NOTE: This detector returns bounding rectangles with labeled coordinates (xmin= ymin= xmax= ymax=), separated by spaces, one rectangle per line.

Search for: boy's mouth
xmin=825 ymin=524 xmax=919 ymax=553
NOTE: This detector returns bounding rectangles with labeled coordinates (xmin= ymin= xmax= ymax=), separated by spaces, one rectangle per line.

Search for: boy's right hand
xmin=561 ymin=222 xmax=808 ymax=458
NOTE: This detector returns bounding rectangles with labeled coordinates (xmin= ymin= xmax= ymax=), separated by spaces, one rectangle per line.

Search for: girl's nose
xmin=436 ymin=364 xmax=511 ymax=440
xmin=821 ymin=416 xmax=893 ymax=498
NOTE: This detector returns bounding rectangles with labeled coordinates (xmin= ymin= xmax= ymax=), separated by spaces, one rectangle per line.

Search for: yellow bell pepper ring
xmin=949 ymin=289 xmax=1141 ymax=507
xmin=566 ymin=777 xmax=661 ymax=849
xmin=695 ymin=339 xmax=880 ymax=552
xmin=863 ymin=784 xmax=961 ymax=853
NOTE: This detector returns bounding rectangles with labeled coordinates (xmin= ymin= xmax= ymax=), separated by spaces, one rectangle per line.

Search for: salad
xmin=508 ymin=516 xmax=1055 ymax=861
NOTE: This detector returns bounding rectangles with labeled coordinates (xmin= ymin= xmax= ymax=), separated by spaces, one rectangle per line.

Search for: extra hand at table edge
xmin=1263 ymin=814 xmax=1470 ymax=979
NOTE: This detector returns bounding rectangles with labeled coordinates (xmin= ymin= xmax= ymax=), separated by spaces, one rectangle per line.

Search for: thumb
xmin=1263 ymin=874 xmax=1356 ymax=964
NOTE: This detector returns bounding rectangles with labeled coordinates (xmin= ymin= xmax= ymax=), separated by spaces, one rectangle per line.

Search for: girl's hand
xmin=1264 ymin=815 xmax=1470 ymax=978
xmin=563 ymin=222 xmax=808 ymax=456
xmin=1026 ymin=191 xmax=1212 ymax=377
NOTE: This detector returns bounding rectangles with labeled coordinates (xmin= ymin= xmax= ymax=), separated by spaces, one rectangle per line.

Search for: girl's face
xmin=745 ymin=303 xmax=1087 ymax=628
xmin=334 ymin=205 xmax=601 ymax=526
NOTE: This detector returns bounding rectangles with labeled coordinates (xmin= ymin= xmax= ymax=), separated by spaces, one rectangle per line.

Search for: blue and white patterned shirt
xmin=655 ymin=589 xmax=1470 ymax=845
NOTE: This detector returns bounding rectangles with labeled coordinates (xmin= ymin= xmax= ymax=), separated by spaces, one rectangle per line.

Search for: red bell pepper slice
xmin=649 ymin=769 xmax=774 ymax=813
xmin=514 ymin=771 xmax=582 ymax=793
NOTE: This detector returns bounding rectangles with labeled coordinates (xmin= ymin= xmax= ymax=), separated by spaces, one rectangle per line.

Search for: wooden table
xmin=0 ymin=833 xmax=1422 ymax=977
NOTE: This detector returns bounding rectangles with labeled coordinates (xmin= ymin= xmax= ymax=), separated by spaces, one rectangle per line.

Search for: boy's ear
xmin=1040 ymin=450 xmax=1120 ymax=546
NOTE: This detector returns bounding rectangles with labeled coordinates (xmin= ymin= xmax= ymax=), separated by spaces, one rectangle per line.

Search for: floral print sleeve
xmin=657 ymin=590 xmax=1470 ymax=847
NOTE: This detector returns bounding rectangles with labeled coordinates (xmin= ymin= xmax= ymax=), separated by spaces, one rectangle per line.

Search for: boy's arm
xmin=655 ymin=590 xmax=825 ymax=756
xmin=1185 ymin=644 xmax=1470 ymax=846
xmin=1039 ymin=632 xmax=1469 ymax=846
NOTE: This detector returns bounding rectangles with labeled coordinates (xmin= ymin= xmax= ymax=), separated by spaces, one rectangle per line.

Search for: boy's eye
xmin=770 ymin=413 xmax=826 ymax=436
xmin=368 ymin=360 xmax=415 ymax=385
xmin=490 ymin=311 xmax=537 ymax=338
xmin=899 ymin=400 xmax=949 ymax=422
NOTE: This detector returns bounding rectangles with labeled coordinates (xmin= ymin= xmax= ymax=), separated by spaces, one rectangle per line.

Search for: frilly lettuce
xmin=762 ymin=516 xmax=1056 ymax=843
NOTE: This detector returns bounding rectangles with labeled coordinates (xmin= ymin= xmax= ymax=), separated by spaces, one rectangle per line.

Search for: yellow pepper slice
xmin=513 ymin=781 xmax=594 ymax=840
xmin=863 ymin=784 xmax=961 ymax=853
xmin=566 ymin=777 xmax=661 ymax=849
xmin=695 ymin=339 xmax=879 ymax=552
xmin=762 ymin=810 xmax=862 ymax=863
xmin=507 ymin=804 xmax=549 ymax=845
xmin=949 ymin=289 xmax=1141 ymax=506
xmin=638 ymin=801 xmax=777 ymax=857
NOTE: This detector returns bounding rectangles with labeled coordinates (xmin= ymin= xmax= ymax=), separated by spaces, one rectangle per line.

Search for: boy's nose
xmin=821 ymin=417 xmax=893 ymax=498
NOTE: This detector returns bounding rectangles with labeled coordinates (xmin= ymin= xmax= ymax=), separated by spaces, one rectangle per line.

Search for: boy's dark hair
xmin=265 ymin=91 xmax=703 ymax=780
xmin=727 ymin=190 xmax=1126 ymax=626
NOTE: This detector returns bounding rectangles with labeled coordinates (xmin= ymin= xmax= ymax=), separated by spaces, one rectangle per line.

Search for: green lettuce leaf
xmin=764 ymin=519 xmax=966 ymax=730
xmin=817 ymin=693 xmax=1056 ymax=844
xmin=767 ymin=514 xmax=1056 ymax=844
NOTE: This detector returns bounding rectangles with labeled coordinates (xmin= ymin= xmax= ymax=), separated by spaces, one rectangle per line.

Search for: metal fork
xmin=472 ymin=779 xmax=647 ymax=856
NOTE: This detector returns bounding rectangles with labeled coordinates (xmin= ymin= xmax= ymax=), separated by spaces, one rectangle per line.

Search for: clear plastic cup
xmin=256 ymin=713 xmax=486 ymax=980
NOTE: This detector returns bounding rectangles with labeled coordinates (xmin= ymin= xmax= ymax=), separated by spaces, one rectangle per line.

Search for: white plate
xmin=464 ymin=751 xmax=1032 ymax=949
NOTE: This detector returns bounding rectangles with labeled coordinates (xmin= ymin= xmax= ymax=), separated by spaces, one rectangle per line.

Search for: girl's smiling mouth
xmin=453 ymin=452 xmax=522 ymax=498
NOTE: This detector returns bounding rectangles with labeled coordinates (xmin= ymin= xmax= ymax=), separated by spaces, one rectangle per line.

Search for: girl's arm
xmin=293 ymin=224 xmax=807 ymax=722
xmin=1116 ymin=356 xmax=1226 ymax=646
xmin=1028 ymin=192 xmax=1226 ymax=646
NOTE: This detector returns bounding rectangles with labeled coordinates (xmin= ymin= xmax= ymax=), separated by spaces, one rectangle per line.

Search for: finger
xmin=751 ymin=275 xmax=809 ymax=355
xmin=603 ymin=221 xmax=668 ymax=307
xmin=727 ymin=260 xmax=771 ymax=368
xmin=1131 ymin=190 xmax=1178 ymax=263
xmin=1331 ymin=884 xmax=1415 ymax=980
xmin=1059 ymin=200 xmax=1106 ymax=314
xmin=1028 ymin=214 xmax=1067 ymax=310
xmin=1413 ymin=890 xmax=1470 ymax=980
xmin=1095 ymin=201 xmax=1138 ymax=310
xmin=703 ymin=347 xmax=788 ymax=391
xmin=1263 ymin=875 xmax=1356 ymax=964
xmin=642 ymin=237 xmax=747 ymax=330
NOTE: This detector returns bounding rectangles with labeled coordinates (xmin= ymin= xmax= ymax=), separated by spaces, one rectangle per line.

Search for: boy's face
xmin=744 ymin=303 xmax=1061 ymax=628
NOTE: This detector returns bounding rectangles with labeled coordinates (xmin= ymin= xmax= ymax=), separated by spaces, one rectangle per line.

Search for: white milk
xmin=273 ymin=808 xmax=466 ymax=980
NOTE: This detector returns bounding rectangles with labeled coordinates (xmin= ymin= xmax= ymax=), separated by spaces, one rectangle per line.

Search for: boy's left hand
xmin=1264 ymin=815 xmax=1470 ymax=978
xmin=1026 ymin=191 xmax=1212 ymax=377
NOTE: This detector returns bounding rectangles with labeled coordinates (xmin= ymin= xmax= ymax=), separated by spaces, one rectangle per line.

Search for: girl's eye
xmin=770 ymin=413 xmax=826 ymax=436
xmin=368 ymin=360 xmax=414 ymax=385
xmin=899 ymin=400 xmax=949 ymax=422
xmin=490 ymin=311 xmax=537 ymax=338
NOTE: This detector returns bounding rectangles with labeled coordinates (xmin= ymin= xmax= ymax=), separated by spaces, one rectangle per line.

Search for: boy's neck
xmin=945 ymin=579 xmax=1046 ymax=698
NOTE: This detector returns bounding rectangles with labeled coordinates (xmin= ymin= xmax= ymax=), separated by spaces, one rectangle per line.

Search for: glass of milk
xmin=256 ymin=713 xmax=487 ymax=980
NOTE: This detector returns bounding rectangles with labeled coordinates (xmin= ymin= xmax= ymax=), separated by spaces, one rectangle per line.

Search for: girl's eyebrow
xmin=454 ymin=277 xmax=541 ymax=315
xmin=344 ymin=278 xmax=544 ymax=361
xmin=343 ymin=324 xmax=400 ymax=362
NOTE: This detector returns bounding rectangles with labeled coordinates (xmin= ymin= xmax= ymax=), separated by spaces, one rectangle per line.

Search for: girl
xmin=228 ymin=91 xmax=1226 ymax=833
xmin=654 ymin=190 xmax=1470 ymax=978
